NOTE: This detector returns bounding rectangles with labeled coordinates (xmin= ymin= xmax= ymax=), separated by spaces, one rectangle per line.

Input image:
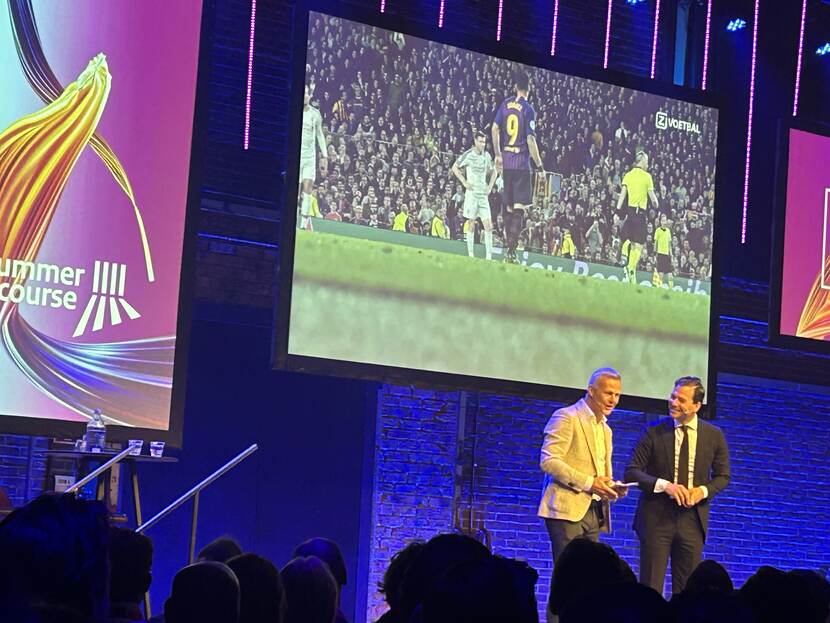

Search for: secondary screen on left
xmin=0 ymin=1 xmax=202 ymax=429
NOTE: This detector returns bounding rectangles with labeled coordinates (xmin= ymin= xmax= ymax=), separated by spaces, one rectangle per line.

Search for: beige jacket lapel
xmin=576 ymin=400 xmax=602 ymax=476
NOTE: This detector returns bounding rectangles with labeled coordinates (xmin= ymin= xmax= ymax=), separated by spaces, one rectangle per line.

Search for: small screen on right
xmin=779 ymin=128 xmax=830 ymax=341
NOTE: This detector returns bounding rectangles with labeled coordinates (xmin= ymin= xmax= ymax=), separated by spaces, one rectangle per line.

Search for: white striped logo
xmin=72 ymin=261 xmax=141 ymax=337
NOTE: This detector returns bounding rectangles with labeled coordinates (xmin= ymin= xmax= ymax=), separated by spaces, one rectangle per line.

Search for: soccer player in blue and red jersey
xmin=492 ymin=69 xmax=544 ymax=263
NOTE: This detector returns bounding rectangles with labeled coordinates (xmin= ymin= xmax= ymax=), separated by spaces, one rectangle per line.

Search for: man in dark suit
xmin=624 ymin=376 xmax=730 ymax=596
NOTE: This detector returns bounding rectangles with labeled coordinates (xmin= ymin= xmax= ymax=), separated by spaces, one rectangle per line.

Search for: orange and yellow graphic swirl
xmin=796 ymin=253 xmax=830 ymax=340
xmin=0 ymin=53 xmax=110 ymax=315
xmin=8 ymin=0 xmax=155 ymax=282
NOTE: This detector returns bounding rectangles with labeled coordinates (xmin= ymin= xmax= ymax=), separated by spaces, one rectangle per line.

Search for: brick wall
xmin=366 ymin=372 xmax=830 ymax=618
xmin=0 ymin=436 xmax=48 ymax=508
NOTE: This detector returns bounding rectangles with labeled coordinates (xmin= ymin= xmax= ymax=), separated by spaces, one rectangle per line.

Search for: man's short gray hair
xmin=588 ymin=367 xmax=621 ymax=387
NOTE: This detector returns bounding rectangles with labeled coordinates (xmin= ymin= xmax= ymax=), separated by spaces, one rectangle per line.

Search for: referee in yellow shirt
xmin=653 ymin=213 xmax=674 ymax=287
xmin=616 ymin=151 xmax=659 ymax=284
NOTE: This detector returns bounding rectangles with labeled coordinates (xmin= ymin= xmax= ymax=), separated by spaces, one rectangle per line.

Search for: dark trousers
xmin=638 ymin=506 xmax=704 ymax=596
xmin=544 ymin=502 xmax=602 ymax=620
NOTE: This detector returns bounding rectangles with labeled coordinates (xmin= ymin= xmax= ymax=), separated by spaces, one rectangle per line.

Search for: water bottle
xmin=86 ymin=409 xmax=107 ymax=453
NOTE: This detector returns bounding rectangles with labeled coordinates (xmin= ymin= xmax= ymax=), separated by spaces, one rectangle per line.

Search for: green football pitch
xmin=288 ymin=230 xmax=710 ymax=398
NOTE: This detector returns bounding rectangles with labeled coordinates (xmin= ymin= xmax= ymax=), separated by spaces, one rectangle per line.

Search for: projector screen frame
xmin=768 ymin=118 xmax=830 ymax=355
xmin=0 ymin=0 xmax=214 ymax=447
xmin=274 ymin=0 xmax=725 ymax=416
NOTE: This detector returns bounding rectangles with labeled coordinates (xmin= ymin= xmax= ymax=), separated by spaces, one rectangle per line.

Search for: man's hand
xmin=494 ymin=154 xmax=503 ymax=171
xmin=686 ymin=487 xmax=705 ymax=507
xmin=319 ymin=157 xmax=328 ymax=177
xmin=611 ymin=483 xmax=630 ymax=499
xmin=589 ymin=476 xmax=618 ymax=501
xmin=665 ymin=482 xmax=690 ymax=506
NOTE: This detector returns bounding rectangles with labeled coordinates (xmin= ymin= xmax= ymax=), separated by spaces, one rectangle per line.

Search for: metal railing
xmin=137 ymin=444 xmax=259 ymax=563
xmin=65 ymin=446 xmax=135 ymax=494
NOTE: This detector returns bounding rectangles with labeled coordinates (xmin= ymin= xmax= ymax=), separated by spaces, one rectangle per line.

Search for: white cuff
xmin=654 ymin=478 xmax=670 ymax=494
xmin=582 ymin=475 xmax=594 ymax=492
xmin=700 ymin=485 xmax=709 ymax=499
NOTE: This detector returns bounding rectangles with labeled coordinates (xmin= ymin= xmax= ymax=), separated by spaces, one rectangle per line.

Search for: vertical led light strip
xmin=550 ymin=0 xmax=560 ymax=55
xmin=741 ymin=0 xmax=759 ymax=244
xmin=792 ymin=0 xmax=807 ymax=116
xmin=603 ymin=0 xmax=613 ymax=69
xmin=380 ymin=0 xmax=386 ymax=12
xmin=243 ymin=0 xmax=257 ymax=150
xmin=650 ymin=0 xmax=662 ymax=78
xmin=497 ymin=0 xmax=504 ymax=41
xmin=439 ymin=0 xmax=446 ymax=27
xmin=701 ymin=0 xmax=712 ymax=89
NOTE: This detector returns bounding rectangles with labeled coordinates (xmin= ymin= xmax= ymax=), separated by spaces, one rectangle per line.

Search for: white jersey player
xmin=299 ymin=84 xmax=328 ymax=229
xmin=451 ymin=130 xmax=497 ymax=259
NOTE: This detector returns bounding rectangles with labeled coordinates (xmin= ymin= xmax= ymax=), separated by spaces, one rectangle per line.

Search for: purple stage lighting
xmin=741 ymin=0 xmax=759 ymax=244
xmin=244 ymin=0 xmax=256 ymax=150
xmin=650 ymin=0 xmax=661 ymax=79
xmin=550 ymin=0 xmax=560 ymax=56
xmin=702 ymin=0 xmax=712 ymax=90
xmin=793 ymin=0 xmax=807 ymax=115
xmin=603 ymin=0 xmax=613 ymax=68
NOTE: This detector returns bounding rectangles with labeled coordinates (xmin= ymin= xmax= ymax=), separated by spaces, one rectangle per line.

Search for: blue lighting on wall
xmin=626 ymin=0 xmax=645 ymax=5
xmin=817 ymin=42 xmax=830 ymax=56
xmin=727 ymin=18 xmax=747 ymax=31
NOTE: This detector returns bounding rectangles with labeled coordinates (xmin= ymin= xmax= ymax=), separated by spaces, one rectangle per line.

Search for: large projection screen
xmin=278 ymin=9 xmax=719 ymax=402
xmin=0 ymin=1 xmax=203 ymax=443
xmin=773 ymin=125 xmax=830 ymax=347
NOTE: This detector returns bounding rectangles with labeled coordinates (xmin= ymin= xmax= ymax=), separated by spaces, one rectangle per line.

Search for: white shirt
xmin=301 ymin=106 xmax=326 ymax=161
xmin=654 ymin=415 xmax=709 ymax=498
xmin=581 ymin=413 xmax=608 ymax=496
xmin=455 ymin=148 xmax=493 ymax=195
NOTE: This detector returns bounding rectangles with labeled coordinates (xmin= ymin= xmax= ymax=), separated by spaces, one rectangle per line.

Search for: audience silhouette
xmin=2 ymin=493 xmax=828 ymax=623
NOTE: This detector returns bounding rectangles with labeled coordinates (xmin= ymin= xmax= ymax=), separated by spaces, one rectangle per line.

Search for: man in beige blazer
xmin=538 ymin=368 xmax=626 ymax=619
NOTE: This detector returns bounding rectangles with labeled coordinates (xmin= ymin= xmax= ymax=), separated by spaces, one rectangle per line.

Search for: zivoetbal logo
xmin=0 ymin=258 xmax=141 ymax=337
xmin=655 ymin=111 xmax=701 ymax=134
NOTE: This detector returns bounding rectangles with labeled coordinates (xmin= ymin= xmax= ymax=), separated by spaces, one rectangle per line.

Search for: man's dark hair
xmin=197 ymin=536 xmax=243 ymax=563
xmin=165 ymin=561 xmax=240 ymax=623
xmin=683 ymin=559 xmax=733 ymax=595
xmin=109 ymin=527 xmax=153 ymax=605
xmin=739 ymin=565 xmax=825 ymax=623
xmin=378 ymin=541 xmax=425 ymax=612
xmin=422 ymin=556 xmax=537 ymax=623
xmin=675 ymin=375 xmax=705 ymax=404
xmin=549 ymin=538 xmax=636 ymax=615
xmin=292 ymin=537 xmax=347 ymax=587
xmin=0 ymin=494 xmax=110 ymax=619
xmin=281 ymin=556 xmax=338 ymax=623
xmin=400 ymin=533 xmax=491 ymax=620
xmin=561 ymin=581 xmax=670 ymax=623
xmin=513 ymin=69 xmax=530 ymax=92
xmin=474 ymin=128 xmax=487 ymax=141
xmin=227 ymin=554 xmax=286 ymax=623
